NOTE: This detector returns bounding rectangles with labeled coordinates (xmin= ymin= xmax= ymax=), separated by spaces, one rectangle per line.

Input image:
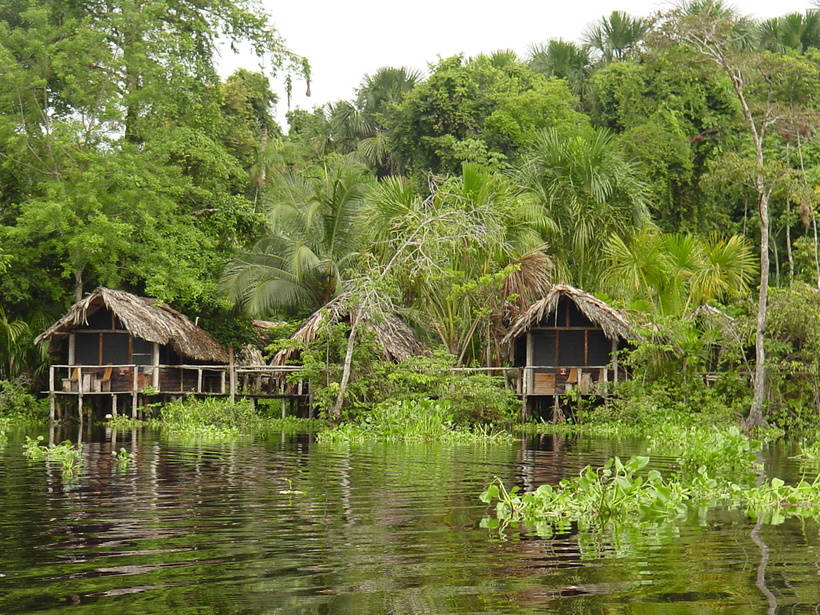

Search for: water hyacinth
xmin=22 ymin=436 xmax=83 ymax=477
xmin=481 ymin=455 xmax=820 ymax=538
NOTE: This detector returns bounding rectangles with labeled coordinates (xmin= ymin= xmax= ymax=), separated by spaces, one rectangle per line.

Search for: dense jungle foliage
xmin=0 ymin=1 xmax=818 ymax=429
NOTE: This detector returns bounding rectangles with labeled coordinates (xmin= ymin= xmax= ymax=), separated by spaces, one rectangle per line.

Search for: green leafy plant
xmin=22 ymin=436 xmax=83 ymax=477
xmin=111 ymin=447 xmax=135 ymax=471
xmin=316 ymin=398 xmax=514 ymax=444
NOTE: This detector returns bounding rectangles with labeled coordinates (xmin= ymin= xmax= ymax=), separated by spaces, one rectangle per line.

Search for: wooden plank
xmin=98 ymin=332 xmax=103 ymax=364
xmin=584 ymin=329 xmax=589 ymax=364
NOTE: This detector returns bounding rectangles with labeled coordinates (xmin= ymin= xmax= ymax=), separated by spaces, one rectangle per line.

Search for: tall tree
xmin=662 ymin=0 xmax=807 ymax=426
xmin=584 ymin=10 xmax=649 ymax=63
xmin=221 ymin=158 xmax=374 ymax=317
xmin=519 ymin=127 xmax=651 ymax=289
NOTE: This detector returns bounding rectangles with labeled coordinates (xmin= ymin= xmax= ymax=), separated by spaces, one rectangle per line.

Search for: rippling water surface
xmin=0 ymin=426 xmax=818 ymax=614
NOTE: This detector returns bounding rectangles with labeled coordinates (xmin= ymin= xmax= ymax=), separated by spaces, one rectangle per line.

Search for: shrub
xmin=0 ymin=379 xmax=47 ymax=421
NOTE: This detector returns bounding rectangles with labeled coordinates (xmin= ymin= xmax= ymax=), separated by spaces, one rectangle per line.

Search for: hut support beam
xmin=49 ymin=365 xmax=55 ymax=423
xmin=611 ymin=338 xmax=619 ymax=385
xmin=152 ymin=343 xmax=160 ymax=391
xmin=229 ymin=347 xmax=236 ymax=404
xmin=112 ymin=394 xmax=118 ymax=418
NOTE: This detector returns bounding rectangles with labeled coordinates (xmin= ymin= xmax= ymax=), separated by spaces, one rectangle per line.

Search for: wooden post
xmin=112 ymin=394 xmax=118 ymax=418
xmin=611 ymin=337 xmax=619 ymax=384
xmin=197 ymin=368 xmax=203 ymax=394
xmin=220 ymin=370 xmax=226 ymax=395
xmin=228 ymin=347 xmax=236 ymax=404
xmin=49 ymin=365 xmax=55 ymax=423
xmin=78 ymin=393 xmax=83 ymax=425
xmin=281 ymin=397 xmax=286 ymax=419
xmin=68 ymin=333 xmax=76 ymax=365
xmin=152 ymin=343 xmax=160 ymax=391
xmin=132 ymin=366 xmax=138 ymax=418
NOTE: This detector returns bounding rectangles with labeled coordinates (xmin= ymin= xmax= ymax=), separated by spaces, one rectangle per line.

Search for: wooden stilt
xmin=49 ymin=366 xmax=55 ymax=423
xmin=229 ymin=347 xmax=236 ymax=404
xmin=112 ymin=394 xmax=118 ymax=418
xmin=78 ymin=394 xmax=84 ymax=425
xmin=281 ymin=397 xmax=286 ymax=419
xmin=131 ymin=393 xmax=138 ymax=418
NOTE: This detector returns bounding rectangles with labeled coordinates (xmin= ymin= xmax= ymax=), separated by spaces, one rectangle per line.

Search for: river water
xmin=0 ymin=426 xmax=817 ymax=614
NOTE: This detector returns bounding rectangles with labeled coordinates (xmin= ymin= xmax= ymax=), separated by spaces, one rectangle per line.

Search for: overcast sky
xmin=217 ymin=1 xmax=814 ymax=128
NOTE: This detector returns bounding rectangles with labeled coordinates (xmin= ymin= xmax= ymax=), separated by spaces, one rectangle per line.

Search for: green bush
xmin=0 ymin=379 xmax=47 ymax=421
xmin=761 ymin=284 xmax=820 ymax=432
xmin=293 ymin=334 xmax=519 ymax=426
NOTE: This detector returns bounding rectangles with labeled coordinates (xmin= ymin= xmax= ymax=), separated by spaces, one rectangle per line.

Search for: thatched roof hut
xmin=503 ymin=284 xmax=633 ymax=346
xmin=35 ymin=287 xmax=229 ymax=363
xmin=271 ymin=292 xmax=425 ymax=366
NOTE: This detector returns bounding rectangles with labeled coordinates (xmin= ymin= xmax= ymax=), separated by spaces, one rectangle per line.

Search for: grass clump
xmin=316 ymin=399 xmax=514 ymax=445
xmin=22 ymin=436 xmax=83 ymax=477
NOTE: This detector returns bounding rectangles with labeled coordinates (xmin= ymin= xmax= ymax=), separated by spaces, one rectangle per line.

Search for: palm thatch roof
xmin=502 ymin=284 xmax=633 ymax=345
xmin=34 ymin=287 xmax=229 ymax=363
xmin=271 ymin=292 xmax=425 ymax=366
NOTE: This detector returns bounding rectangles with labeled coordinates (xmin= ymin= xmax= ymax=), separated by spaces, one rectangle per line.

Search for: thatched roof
xmin=502 ymin=284 xmax=633 ymax=345
xmin=34 ymin=287 xmax=229 ymax=363
xmin=271 ymin=292 xmax=425 ymax=366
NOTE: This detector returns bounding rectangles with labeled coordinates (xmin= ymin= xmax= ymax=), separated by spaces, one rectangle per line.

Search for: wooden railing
xmin=47 ymin=364 xmax=306 ymax=398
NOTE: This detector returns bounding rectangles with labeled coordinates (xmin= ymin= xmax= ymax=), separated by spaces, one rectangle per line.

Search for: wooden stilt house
xmin=35 ymin=287 xmax=231 ymax=415
xmin=503 ymin=284 xmax=633 ymax=402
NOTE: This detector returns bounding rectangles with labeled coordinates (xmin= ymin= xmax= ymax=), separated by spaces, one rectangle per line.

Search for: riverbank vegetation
xmin=138 ymin=398 xmax=323 ymax=442
xmin=0 ymin=1 xmax=818 ymax=436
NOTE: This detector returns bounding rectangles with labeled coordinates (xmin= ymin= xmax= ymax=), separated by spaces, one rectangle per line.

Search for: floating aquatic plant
xmin=22 ymin=436 xmax=83 ymax=477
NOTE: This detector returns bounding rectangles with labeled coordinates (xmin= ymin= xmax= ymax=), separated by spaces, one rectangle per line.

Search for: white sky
xmin=217 ymin=1 xmax=814 ymax=128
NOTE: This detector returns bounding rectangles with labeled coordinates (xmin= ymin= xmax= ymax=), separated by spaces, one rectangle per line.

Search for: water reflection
xmin=0 ymin=428 xmax=817 ymax=614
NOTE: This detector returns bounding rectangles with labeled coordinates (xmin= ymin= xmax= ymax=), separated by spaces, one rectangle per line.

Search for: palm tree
xmin=602 ymin=230 xmax=755 ymax=315
xmin=584 ymin=10 xmax=649 ymax=63
xmin=528 ymin=39 xmax=590 ymax=90
xmin=221 ymin=159 xmax=374 ymax=317
xmin=759 ymin=11 xmax=820 ymax=53
xmin=519 ymin=127 xmax=650 ymax=289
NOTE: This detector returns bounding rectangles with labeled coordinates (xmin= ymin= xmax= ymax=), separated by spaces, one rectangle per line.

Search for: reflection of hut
xmin=271 ymin=292 xmax=425 ymax=366
xmin=35 ymin=287 xmax=228 ymax=405
xmin=503 ymin=285 xmax=632 ymax=402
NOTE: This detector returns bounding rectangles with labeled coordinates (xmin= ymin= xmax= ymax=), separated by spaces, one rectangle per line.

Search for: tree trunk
xmin=74 ymin=269 xmax=84 ymax=302
xmin=785 ymin=199 xmax=793 ymax=286
xmin=748 ymin=188 xmax=770 ymax=428
xmin=720 ymin=60 xmax=769 ymax=428
xmin=330 ymin=308 xmax=362 ymax=422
